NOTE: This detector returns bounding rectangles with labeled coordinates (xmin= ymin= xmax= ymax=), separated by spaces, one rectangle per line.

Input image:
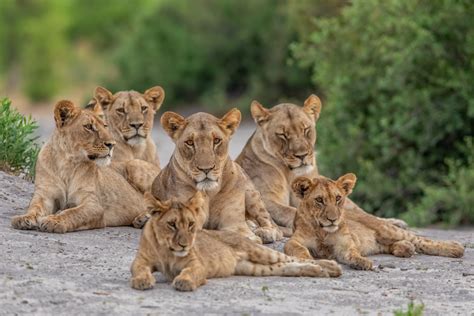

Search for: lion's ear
xmin=250 ymin=100 xmax=270 ymax=125
xmin=336 ymin=173 xmax=357 ymax=195
xmin=94 ymin=86 xmax=113 ymax=109
xmin=144 ymin=86 xmax=165 ymax=111
xmin=54 ymin=100 xmax=80 ymax=128
xmin=219 ymin=108 xmax=241 ymax=136
xmin=187 ymin=191 xmax=205 ymax=213
xmin=303 ymin=94 xmax=322 ymax=121
xmin=144 ymin=192 xmax=171 ymax=216
xmin=291 ymin=177 xmax=315 ymax=199
xmin=161 ymin=111 xmax=187 ymax=141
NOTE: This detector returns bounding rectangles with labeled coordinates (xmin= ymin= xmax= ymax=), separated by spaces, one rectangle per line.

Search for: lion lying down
xmin=285 ymin=173 xmax=465 ymax=270
xmin=130 ymin=191 xmax=342 ymax=292
xmin=11 ymin=100 xmax=147 ymax=233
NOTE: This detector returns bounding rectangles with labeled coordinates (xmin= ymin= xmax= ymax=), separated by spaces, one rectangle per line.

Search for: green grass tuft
xmin=0 ymin=98 xmax=40 ymax=179
xmin=394 ymin=301 xmax=425 ymax=316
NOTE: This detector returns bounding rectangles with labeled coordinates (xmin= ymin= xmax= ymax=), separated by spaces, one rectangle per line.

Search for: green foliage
xmin=0 ymin=98 xmax=39 ymax=179
xmin=294 ymin=0 xmax=474 ymax=225
xmin=113 ymin=0 xmax=313 ymax=111
xmin=394 ymin=301 xmax=424 ymax=316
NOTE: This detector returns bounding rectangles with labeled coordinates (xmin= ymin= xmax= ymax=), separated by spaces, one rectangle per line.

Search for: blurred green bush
xmin=0 ymin=98 xmax=39 ymax=179
xmin=112 ymin=0 xmax=314 ymax=111
xmin=293 ymin=0 xmax=474 ymax=226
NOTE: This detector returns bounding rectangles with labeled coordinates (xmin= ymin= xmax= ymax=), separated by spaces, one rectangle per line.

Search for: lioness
xmin=93 ymin=86 xmax=164 ymax=167
xmin=236 ymin=95 xmax=407 ymax=232
xmin=151 ymin=109 xmax=282 ymax=243
xmin=130 ymin=191 xmax=342 ymax=291
xmin=11 ymin=100 xmax=147 ymax=233
xmin=285 ymin=174 xmax=465 ymax=270
xmin=92 ymin=86 xmax=164 ymax=192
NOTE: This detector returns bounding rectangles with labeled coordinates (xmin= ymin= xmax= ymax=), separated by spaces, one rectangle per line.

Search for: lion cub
xmin=285 ymin=174 xmax=465 ymax=270
xmin=130 ymin=192 xmax=342 ymax=291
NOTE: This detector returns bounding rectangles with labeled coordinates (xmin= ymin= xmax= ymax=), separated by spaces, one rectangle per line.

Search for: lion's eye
xmin=213 ymin=138 xmax=221 ymax=145
xmin=189 ymin=221 xmax=195 ymax=230
xmin=167 ymin=222 xmax=177 ymax=230
xmin=116 ymin=108 xmax=125 ymax=114
xmin=276 ymin=133 xmax=287 ymax=140
xmin=185 ymin=139 xmax=194 ymax=146
xmin=336 ymin=195 xmax=341 ymax=202
xmin=84 ymin=124 xmax=93 ymax=131
xmin=315 ymin=197 xmax=324 ymax=204
xmin=304 ymin=127 xmax=311 ymax=137
xmin=141 ymin=106 xmax=148 ymax=113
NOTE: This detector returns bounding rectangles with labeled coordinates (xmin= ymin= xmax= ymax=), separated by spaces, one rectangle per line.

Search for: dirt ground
xmin=1 ymin=114 xmax=473 ymax=315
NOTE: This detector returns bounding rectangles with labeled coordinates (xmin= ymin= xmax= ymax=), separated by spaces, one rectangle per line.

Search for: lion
xmin=284 ymin=174 xmax=465 ymax=270
xmin=235 ymin=94 xmax=408 ymax=234
xmin=91 ymin=86 xmax=164 ymax=191
xmin=130 ymin=191 xmax=342 ymax=291
xmin=11 ymin=100 xmax=148 ymax=233
xmin=151 ymin=109 xmax=283 ymax=243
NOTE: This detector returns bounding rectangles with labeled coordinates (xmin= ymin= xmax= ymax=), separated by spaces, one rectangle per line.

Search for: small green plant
xmin=261 ymin=285 xmax=272 ymax=301
xmin=394 ymin=301 xmax=424 ymax=316
xmin=0 ymin=98 xmax=40 ymax=179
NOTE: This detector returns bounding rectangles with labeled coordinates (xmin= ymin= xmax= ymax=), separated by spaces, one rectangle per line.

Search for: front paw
xmin=349 ymin=257 xmax=373 ymax=270
xmin=131 ymin=274 xmax=156 ymax=290
xmin=313 ymin=259 xmax=342 ymax=277
xmin=172 ymin=275 xmax=197 ymax=292
xmin=385 ymin=218 xmax=408 ymax=229
xmin=132 ymin=212 xmax=150 ymax=229
xmin=38 ymin=215 xmax=68 ymax=233
xmin=11 ymin=214 xmax=39 ymax=230
xmin=254 ymin=226 xmax=283 ymax=243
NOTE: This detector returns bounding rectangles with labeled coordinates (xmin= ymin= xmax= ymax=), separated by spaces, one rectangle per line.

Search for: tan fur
xmin=130 ymin=192 xmax=342 ymax=291
xmin=91 ymin=86 xmax=164 ymax=192
xmin=285 ymin=174 xmax=465 ymax=270
xmin=151 ymin=109 xmax=283 ymax=243
xmin=11 ymin=100 xmax=147 ymax=233
xmin=236 ymin=95 xmax=407 ymax=234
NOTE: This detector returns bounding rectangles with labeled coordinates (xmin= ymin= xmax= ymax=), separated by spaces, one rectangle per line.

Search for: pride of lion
xmin=11 ymin=87 xmax=465 ymax=291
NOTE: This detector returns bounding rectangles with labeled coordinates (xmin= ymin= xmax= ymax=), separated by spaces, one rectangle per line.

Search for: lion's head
xmin=144 ymin=191 xmax=204 ymax=257
xmin=291 ymin=173 xmax=356 ymax=233
xmin=93 ymin=86 xmax=165 ymax=147
xmin=160 ymin=109 xmax=241 ymax=191
xmin=250 ymin=95 xmax=322 ymax=176
xmin=53 ymin=100 xmax=115 ymax=166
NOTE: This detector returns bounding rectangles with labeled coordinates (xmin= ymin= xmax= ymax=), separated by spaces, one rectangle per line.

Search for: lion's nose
xmin=178 ymin=241 xmax=187 ymax=248
xmin=295 ymin=153 xmax=308 ymax=161
xmin=197 ymin=166 xmax=214 ymax=174
xmin=104 ymin=141 xmax=115 ymax=149
xmin=130 ymin=123 xmax=143 ymax=130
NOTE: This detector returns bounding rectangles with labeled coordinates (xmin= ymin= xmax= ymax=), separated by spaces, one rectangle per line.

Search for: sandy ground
xmin=1 ymin=113 xmax=473 ymax=315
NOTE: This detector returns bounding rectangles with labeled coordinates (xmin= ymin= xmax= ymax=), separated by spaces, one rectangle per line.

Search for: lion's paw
xmin=314 ymin=259 xmax=342 ymax=277
xmin=11 ymin=214 xmax=39 ymax=230
xmin=38 ymin=215 xmax=68 ymax=233
xmin=254 ymin=226 xmax=283 ymax=243
xmin=172 ymin=275 xmax=197 ymax=292
xmin=131 ymin=274 xmax=156 ymax=290
xmin=132 ymin=213 xmax=150 ymax=229
xmin=350 ymin=257 xmax=373 ymax=271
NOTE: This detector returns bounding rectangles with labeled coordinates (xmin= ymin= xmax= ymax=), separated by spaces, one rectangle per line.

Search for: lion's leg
xmin=245 ymin=190 xmax=283 ymax=243
xmin=389 ymin=240 xmax=415 ymax=258
xmin=130 ymin=254 xmax=156 ymax=290
xmin=172 ymin=263 xmax=207 ymax=292
xmin=222 ymin=222 xmax=262 ymax=244
xmin=11 ymin=193 xmax=56 ymax=230
xmin=38 ymin=201 xmax=105 ymax=233
xmin=124 ymin=159 xmax=160 ymax=194
xmin=284 ymin=238 xmax=314 ymax=260
xmin=264 ymin=198 xmax=297 ymax=228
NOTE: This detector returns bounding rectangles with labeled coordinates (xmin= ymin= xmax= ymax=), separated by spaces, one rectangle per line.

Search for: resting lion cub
xmin=11 ymin=100 xmax=147 ymax=233
xmin=130 ymin=192 xmax=342 ymax=291
xmin=285 ymin=174 xmax=465 ymax=270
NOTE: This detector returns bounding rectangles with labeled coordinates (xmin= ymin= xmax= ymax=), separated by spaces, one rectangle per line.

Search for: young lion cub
xmin=285 ymin=174 xmax=465 ymax=270
xmin=130 ymin=192 xmax=342 ymax=291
